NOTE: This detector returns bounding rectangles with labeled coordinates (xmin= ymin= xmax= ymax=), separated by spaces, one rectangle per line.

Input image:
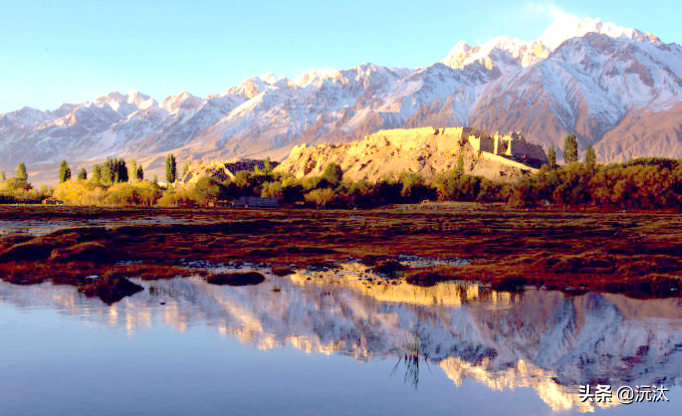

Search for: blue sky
xmin=0 ymin=0 xmax=680 ymax=114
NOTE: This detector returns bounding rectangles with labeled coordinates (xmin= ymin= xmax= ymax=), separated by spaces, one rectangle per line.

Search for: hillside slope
xmin=274 ymin=128 xmax=545 ymax=182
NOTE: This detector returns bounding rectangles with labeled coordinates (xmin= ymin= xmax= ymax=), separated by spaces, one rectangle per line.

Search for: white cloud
xmin=522 ymin=2 xmax=584 ymax=26
xmin=464 ymin=2 xmax=588 ymax=47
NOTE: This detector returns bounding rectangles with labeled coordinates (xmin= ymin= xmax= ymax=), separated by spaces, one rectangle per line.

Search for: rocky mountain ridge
xmin=2 ymin=17 xmax=682 ymax=185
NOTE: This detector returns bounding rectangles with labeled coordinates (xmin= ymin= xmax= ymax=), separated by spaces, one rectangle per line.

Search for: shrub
xmin=321 ymin=163 xmax=343 ymax=188
xmin=191 ymin=177 xmax=221 ymax=205
xmin=304 ymin=188 xmax=336 ymax=208
xmin=53 ymin=181 xmax=107 ymax=205
xmin=1 ymin=177 xmax=31 ymax=191
xmin=157 ymin=179 xmax=220 ymax=207
xmin=399 ymin=173 xmax=437 ymax=202
xmin=157 ymin=189 xmax=194 ymax=207
xmin=261 ymin=181 xmax=283 ymax=199
xmin=105 ymin=182 xmax=162 ymax=206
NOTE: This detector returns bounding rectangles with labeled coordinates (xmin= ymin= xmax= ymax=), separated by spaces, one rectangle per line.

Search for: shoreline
xmin=1 ymin=204 xmax=681 ymax=302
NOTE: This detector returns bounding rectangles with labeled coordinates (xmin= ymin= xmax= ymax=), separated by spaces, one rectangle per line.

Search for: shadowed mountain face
xmin=2 ymin=270 xmax=681 ymax=412
xmin=2 ymin=17 xmax=682 ymax=185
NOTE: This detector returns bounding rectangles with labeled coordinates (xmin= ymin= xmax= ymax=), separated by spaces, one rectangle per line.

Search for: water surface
xmin=1 ymin=271 xmax=681 ymax=415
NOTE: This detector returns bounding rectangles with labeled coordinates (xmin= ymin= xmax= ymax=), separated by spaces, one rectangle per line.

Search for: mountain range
xmin=2 ymin=17 xmax=682 ymax=185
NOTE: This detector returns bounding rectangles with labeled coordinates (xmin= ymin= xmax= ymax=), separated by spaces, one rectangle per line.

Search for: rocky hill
xmin=274 ymin=128 xmax=546 ymax=182
xmin=179 ymin=158 xmax=278 ymax=184
xmin=2 ymin=17 xmax=682 ymax=185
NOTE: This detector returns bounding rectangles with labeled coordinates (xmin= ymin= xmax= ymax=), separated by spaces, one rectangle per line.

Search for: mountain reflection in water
xmin=2 ymin=266 xmax=682 ymax=413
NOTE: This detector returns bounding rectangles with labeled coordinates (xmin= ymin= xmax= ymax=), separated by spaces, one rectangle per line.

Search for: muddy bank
xmin=0 ymin=204 xmax=680 ymax=302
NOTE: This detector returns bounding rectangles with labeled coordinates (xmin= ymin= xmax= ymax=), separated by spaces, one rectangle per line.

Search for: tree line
xmin=4 ymin=137 xmax=682 ymax=210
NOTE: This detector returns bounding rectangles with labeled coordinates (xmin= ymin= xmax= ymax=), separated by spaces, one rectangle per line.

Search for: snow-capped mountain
xmin=2 ymin=17 xmax=682 ymax=184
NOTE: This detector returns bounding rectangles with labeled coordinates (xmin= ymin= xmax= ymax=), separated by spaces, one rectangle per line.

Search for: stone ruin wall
xmin=468 ymin=131 xmax=547 ymax=167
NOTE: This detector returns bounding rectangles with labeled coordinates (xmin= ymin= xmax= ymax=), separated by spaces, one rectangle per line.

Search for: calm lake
xmin=1 ymin=268 xmax=681 ymax=415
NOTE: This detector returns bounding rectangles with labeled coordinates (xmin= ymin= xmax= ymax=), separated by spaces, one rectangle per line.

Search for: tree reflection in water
xmin=391 ymin=330 xmax=432 ymax=390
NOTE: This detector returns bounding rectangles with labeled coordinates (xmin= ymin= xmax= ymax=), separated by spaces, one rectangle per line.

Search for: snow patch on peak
xmin=94 ymin=92 xmax=126 ymax=112
xmin=442 ymin=36 xmax=532 ymax=72
xmin=259 ymin=72 xmax=280 ymax=84
xmin=442 ymin=17 xmax=656 ymax=72
xmin=453 ymin=39 xmax=471 ymax=53
xmin=294 ymin=68 xmax=345 ymax=87
xmin=161 ymin=91 xmax=203 ymax=113
xmin=92 ymin=91 xmax=155 ymax=114
xmin=227 ymin=77 xmax=277 ymax=99
xmin=126 ymin=90 xmax=156 ymax=110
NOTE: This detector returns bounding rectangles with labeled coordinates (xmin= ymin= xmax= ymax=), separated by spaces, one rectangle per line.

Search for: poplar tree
xmin=166 ymin=154 xmax=177 ymax=184
xmin=585 ymin=145 xmax=597 ymax=167
xmin=17 ymin=162 xmax=27 ymax=180
xmin=136 ymin=165 xmax=144 ymax=181
xmin=129 ymin=159 xmax=138 ymax=181
xmin=59 ymin=160 xmax=72 ymax=183
xmin=564 ymin=134 xmax=578 ymax=163
xmin=92 ymin=164 xmax=102 ymax=182
xmin=546 ymin=146 xmax=557 ymax=169
xmin=77 ymin=168 xmax=87 ymax=181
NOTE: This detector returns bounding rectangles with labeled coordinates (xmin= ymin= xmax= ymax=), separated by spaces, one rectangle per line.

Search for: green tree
xmin=17 ymin=162 xmax=27 ymax=180
xmin=59 ymin=160 xmax=72 ymax=183
xmin=564 ymin=134 xmax=578 ymax=163
xmin=128 ymin=159 xmax=137 ymax=181
xmin=92 ymin=164 xmax=102 ymax=182
xmin=455 ymin=154 xmax=465 ymax=175
xmin=0 ymin=170 xmax=5 ymax=182
xmin=77 ymin=168 xmax=87 ymax=181
xmin=166 ymin=154 xmax=177 ymax=184
xmin=136 ymin=165 xmax=144 ymax=181
xmin=321 ymin=163 xmax=343 ymax=188
xmin=101 ymin=160 xmax=113 ymax=183
xmin=100 ymin=158 xmax=128 ymax=183
xmin=585 ymin=145 xmax=597 ymax=167
xmin=546 ymin=146 xmax=557 ymax=170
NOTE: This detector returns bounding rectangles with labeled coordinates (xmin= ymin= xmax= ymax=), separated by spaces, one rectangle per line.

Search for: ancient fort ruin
xmin=274 ymin=127 xmax=548 ymax=182
xmin=464 ymin=129 xmax=548 ymax=169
